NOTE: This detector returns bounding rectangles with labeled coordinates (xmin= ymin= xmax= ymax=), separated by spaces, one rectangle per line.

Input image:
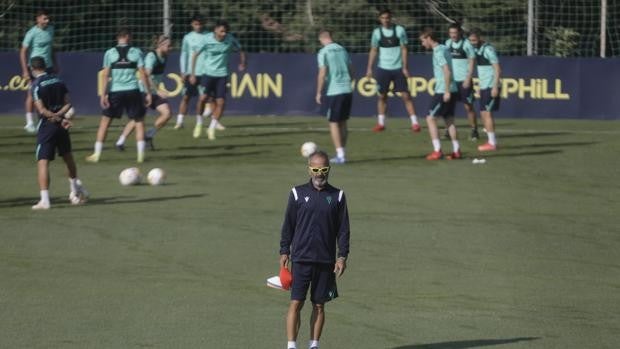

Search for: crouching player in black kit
xmin=30 ymin=56 xmax=88 ymax=210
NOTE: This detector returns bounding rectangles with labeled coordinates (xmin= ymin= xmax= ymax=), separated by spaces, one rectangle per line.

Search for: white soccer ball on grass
xmin=147 ymin=168 xmax=166 ymax=186
xmin=119 ymin=167 xmax=142 ymax=186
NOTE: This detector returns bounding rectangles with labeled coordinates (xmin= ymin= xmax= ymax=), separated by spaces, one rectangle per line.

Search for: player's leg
xmin=24 ymin=91 xmax=36 ymax=133
xmin=62 ymin=153 xmax=88 ymax=204
xmin=176 ymin=94 xmax=190 ymax=129
xmin=329 ymin=93 xmax=351 ymax=164
xmin=478 ymin=89 xmax=498 ymax=151
xmin=394 ymin=70 xmax=420 ymax=132
xmin=286 ymin=300 xmax=304 ymax=349
xmin=85 ymin=116 xmax=112 ymax=162
xmin=193 ymin=77 xmax=210 ymax=138
xmin=33 ymin=128 xmax=55 ymax=209
xmin=33 ymin=159 xmax=51 ymax=210
xmin=425 ymin=95 xmax=444 ymax=160
xmin=287 ymin=262 xmax=312 ymax=349
xmin=207 ymin=78 xmax=227 ymax=140
xmin=207 ymin=98 xmax=225 ymax=140
xmin=309 ymin=303 xmax=325 ymax=349
xmin=115 ymin=120 xmax=135 ymax=151
xmin=125 ymin=90 xmax=147 ymax=162
xmin=373 ymin=68 xmax=390 ymax=132
xmin=464 ymin=102 xmax=479 ymax=140
xmin=145 ymin=96 xmax=172 ymax=150
xmin=444 ymin=116 xmax=461 ymax=160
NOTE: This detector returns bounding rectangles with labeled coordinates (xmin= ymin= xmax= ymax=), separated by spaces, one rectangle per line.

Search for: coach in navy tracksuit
xmin=279 ymin=150 xmax=350 ymax=349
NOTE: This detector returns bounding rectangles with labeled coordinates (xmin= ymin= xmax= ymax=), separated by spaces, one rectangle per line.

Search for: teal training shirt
xmin=181 ymin=31 xmax=207 ymax=76
xmin=474 ymin=43 xmax=499 ymax=89
xmin=22 ymin=25 xmax=54 ymax=68
xmin=317 ymin=43 xmax=352 ymax=96
xmin=432 ymin=44 xmax=457 ymax=94
xmin=141 ymin=51 xmax=166 ymax=93
xmin=198 ymin=32 xmax=241 ymax=77
xmin=103 ymin=45 xmax=144 ymax=92
xmin=445 ymin=38 xmax=476 ymax=82
xmin=370 ymin=25 xmax=408 ymax=70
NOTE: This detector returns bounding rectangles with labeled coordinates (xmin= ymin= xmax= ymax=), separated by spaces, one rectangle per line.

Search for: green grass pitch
xmin=1 ymin=115 xmax=619 ymax=348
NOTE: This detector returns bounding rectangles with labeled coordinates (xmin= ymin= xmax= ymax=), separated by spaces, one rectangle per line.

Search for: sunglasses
xmin=309 ymin=166 xmax=330 ymax=174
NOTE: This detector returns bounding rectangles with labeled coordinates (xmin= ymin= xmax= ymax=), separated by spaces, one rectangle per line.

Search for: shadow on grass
xmin=500 ymin=131 xmax=571 ymax=138
xmin=224 ymin=129 xmax=325 ymax=139
xmin=84 ymin=193 xmax=206 ymax=206
xmin=499 ymin=141 xmax=597 ymax=149
xmin=346 ymin=154 xmax=427 ymax=164
xmin=175 ymin=142 xmax=290 ymax=151
xmin=481 ymin=149 xmax=563 ymax=158
xmin=156 ymin=150 xmax=266 ymax=160
xmin=391 ymin=337 xmax=540 ymax=349
xmin=227 ymin=121 xmax=311 ymax=128
xmin=0 ymin=194 xmax=206 ymax=209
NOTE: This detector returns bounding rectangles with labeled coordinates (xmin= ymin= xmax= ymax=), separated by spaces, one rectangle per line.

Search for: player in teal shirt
xmin=175 ymin=15 xmax=208 ymax=130
xmin=365 ymin=9 xmax=419 ymax=133
xmin=116 ymin=35 xmax=172 ymax=151
xmin=20 ymin=9 xmax=57 ymax=133
xmin=420 ymin=28 xmax=461 ymax=161
xmin=446 ymin=23 xmax=479 ymax=140
xmin=315 ymin=30 xmax=353 ymax=164
xmin=469 ymin=28 xmax=501 ymax=152
xmin=190 ymin=20 xmax=246 ymax=140
xmin=86 ymin=28 xmax=151 ymax=164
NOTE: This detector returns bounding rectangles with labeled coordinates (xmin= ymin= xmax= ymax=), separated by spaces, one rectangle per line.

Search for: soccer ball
xmin=147 ymin=168 xmax=166 ymax=186
xmin=300 ymin=142 xmax=317 ymax=158
xmin=119 ymin=167 xmax=142 ymax=186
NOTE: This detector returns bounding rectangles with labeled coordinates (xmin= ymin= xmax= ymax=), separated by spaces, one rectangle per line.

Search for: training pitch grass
xmin=0 ymin=115 xmax=619 ymax=348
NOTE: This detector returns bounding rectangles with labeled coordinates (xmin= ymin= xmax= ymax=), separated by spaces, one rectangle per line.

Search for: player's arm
xmin=366 ymin=47 xmax=377 ymax=78
xmin=334 ymin=193 xmax=350 ymax=277
xmin=401 ymin=45 xmax=410 ymax=77
xmin=315 ymin=66 xmax=327 ymax=105
xmin=399 ymin=27 xmax=410 ymax=77
xmin=442 ymin=63 xmax=452 ymax=102
xmin=190 ymin=50 xmax=200 ymax=84
xmin=179 ymin=37 xmax=188 ymax=77
xmin=279 ymin=191 xmax=298 ymax=268
xmin=491 ymin=63 xmax=501 ymax=97
xmin=464 ymin=57 xmax=475 ymax=88
xmin=138 ymin=67 xmax=152 ymax=107
xmin=99 ymin=66 xmax=110 ymax=108
xmin=20 ymin=46 xmax=30 ymax=79
xmin=238 ymin=50 xmax=247 ymax=71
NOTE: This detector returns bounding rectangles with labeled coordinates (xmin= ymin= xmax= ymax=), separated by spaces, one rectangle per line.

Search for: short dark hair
xmin=35 ymin=9 xmax=49 ymax=18
xmin=379 ymin=8 xmax=392 ymax=17
xmin=318 ymin=29 xmax=332 ymax=37
xmin=190 ymin=14 xmax=203 ymax=23
xmin=469 ymin=27 xmax=483 ymax=38
xmin=420 ymin=27 xmax=439 ymax=42
xmin=116 ymin=28 xmax=131 ymax=38
xmin=448 ymin=23 xmax=462 ymax=32
xmin=214 ymin=19 xmax=229 ymax=31
xmin=308 ymin=150 xmax=329 ymax=165
xmin=30 ymin=56 xmax=46 ymax=70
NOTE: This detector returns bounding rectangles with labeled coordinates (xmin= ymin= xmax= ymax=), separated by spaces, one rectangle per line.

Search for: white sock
xmin=452 ymin=140 xmax=460 ymax=152
xmin=287 ymin=341 xmax=296 ymax=349
xmin=488 ymin=132 xmax=497 ymax=146
xmin=137 ymin=140 xmax=145 ymax=156
xmin=176 ymin=114 xmax=184 ymax=124
xmin=116 ymin=135 xmax=126 ymax=146
xmin=202 ymin=106 xmax=213 ymax=117
xmin=377 ymin=114 xmax=386 ymax=126
xmin=196 ymin=115 xmax=203 ymax=125
xmin=69 ymin=178 xmax=78 ymax=193
xmin=410 ymin=115 xmax=419 ymax=125
xmin=208 ymin=119 xmax=218 ymax=130
xmin=309 ymin=340 xmax=319 ymax=348
xmin=26 ymin=112 xmax=34 ymax=125
xmin=336 ymin=147 xmax=345 ymax=159
xmin=432 ymin=139 xmax=441 ymax=152
xmin=94 ymin=141 xmax=103 ymax=155
xmin=40 ymin=190 xmax=50 ymax=204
